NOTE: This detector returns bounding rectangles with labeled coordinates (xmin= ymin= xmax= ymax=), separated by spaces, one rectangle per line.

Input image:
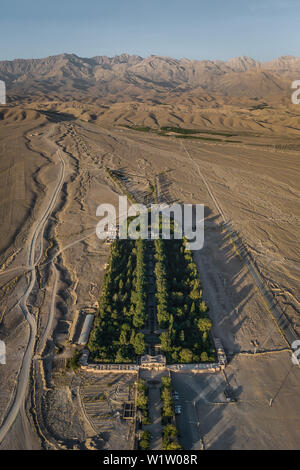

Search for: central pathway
xmin=139 ymin=235 xmax=167 ymax=449
xmin=141 ymin=241 xmax=160 ymax=355
xmin=140 ymin=369 xmax=167 ymax=450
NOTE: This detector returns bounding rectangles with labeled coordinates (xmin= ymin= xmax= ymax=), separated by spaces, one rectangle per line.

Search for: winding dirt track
xmin=0 ymin=141 xmax=65 ymax=443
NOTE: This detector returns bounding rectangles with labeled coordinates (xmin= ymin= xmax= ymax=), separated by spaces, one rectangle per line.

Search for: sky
xmin=0 ymin=0 xmax=300 ymax=62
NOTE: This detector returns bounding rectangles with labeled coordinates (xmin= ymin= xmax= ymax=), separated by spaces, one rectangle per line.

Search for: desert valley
xmin=0 ymin=53 xmax=300 ymax=450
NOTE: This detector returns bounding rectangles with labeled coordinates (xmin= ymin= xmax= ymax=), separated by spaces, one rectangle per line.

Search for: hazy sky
xmin=1 ymin=0 xmax=299 ymax=61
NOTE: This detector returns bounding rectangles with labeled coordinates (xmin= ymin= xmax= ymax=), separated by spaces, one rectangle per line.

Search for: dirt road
xmin=0 ymin=143 xmax=65 ymax=443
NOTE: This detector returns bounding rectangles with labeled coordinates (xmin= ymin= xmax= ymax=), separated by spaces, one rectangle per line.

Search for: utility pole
xmin=268 ymin=364 xmax=294 ymax=407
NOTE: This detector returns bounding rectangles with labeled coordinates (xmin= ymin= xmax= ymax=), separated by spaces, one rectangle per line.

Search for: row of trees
xmin=139 ymin=430 xmax=151 ymax=450
xmin=132 ymin=239 xmax=147 ymax=328
xmin=160 ymin=377 xmax=182 ymax=449
xmin=154 ymin=238 xmax=169 ymax=326
xmin=162 ymin=424 xmax=182 ymax=450
xmin=161 ymin=376 xmax=174 ymax=423
xmin=154 ymin=238 xmax=216 ymax=363
xmin=136 ymin=379 xmax=150 ymax=426
xmin=105 ymin=167 xmax=137 ymax=204
xmin=88 ymin=239 xmax=147 ymax=363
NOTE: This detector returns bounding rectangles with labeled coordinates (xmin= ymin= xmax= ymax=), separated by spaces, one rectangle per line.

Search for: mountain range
xmin=1 ymin=53 xmax=300 ymax=136
xmin=1 ymin=53 xmax=300 ymax=104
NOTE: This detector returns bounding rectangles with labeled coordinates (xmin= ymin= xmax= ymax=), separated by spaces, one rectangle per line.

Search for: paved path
xmin=140 ymin=369 xmax=166 ymax=450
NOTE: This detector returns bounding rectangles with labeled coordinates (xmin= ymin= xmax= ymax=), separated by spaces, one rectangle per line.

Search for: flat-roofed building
xmin=78 ymin=314 xmax=94 ymax=345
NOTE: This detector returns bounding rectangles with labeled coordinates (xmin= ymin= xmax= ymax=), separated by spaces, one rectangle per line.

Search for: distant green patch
xmin=160 ymin=126 xmax=201 ymax=135
xmin=161 ymin=126 xmax=236 ymax=137
xmin=175 ymin=134 xmax=242 ymax=143
xmin=175 ymin=134 xmax=222 ymax=142
xmin=120 ymin=125 xmax=152 ymax=132
xmin=132 ymin=126 xmax=152 ymax=132
xmin=119 ymin=124 xmax=238 ymax=139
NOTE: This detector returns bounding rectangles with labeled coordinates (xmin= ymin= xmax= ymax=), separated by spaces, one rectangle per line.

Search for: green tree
xmin=68 ymin=349 xmax=81 ymax=371
xmin=179 ymin=348 xmax=193 ymax=363
xmin=160 ymin=332 xmax=172 ymax=352
xmin=119 ymin=323 xmax=131 ymax=345
xmin=179 ymin=330 xmax=185 ymax=343
xmin=133 ymin=332 xmax=146 ymax=355
xmin=197 ymin=317 xmax=212 ymax=333
xmin=139 ymin=430 xmax=151 ymax=450
xmin=136 ymin=380 xmax=148 ymax=410
xmin=201 ymin=351 xmax=209 ymax=362
xmin=165 ymin=441 xmax=182 ymax=450
xmin=161 ymin=376 xmax=172 ymax=388
xmin=199 ymin=300 xmax=208 ymax=314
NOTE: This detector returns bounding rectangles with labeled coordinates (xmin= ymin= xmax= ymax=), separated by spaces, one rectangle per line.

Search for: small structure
xmin=78 ymin=314 xmax=94 ymax=345
xmin=122 ymin=402 xmax=135 ymax=419
xmin=82 ymin=363 xmax=138 ymax=373
xmin=168 ymin=362 xmax=221 ymax=373
xmin=140 ymin=354 xmax=166 ymax=370
xmin=80 ymin=349 xmax=90 ymax=366
xmin=214 ymin=338 xmax=227 ymax=366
